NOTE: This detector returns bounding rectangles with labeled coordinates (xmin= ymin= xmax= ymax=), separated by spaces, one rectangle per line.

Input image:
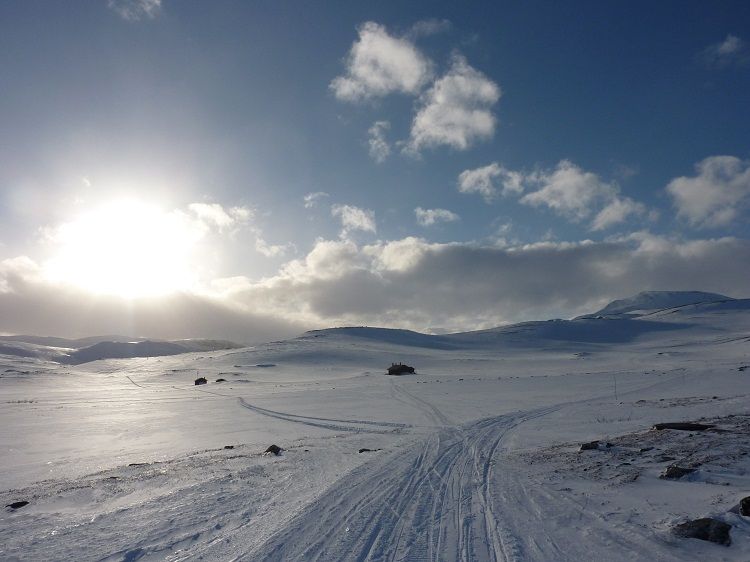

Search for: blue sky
xmin=1 ymin=1 xmax=749 ymax=341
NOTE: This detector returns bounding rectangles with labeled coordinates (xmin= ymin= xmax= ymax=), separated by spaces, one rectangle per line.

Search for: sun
xmin=44 ymin=199 xmax=200 ymax=298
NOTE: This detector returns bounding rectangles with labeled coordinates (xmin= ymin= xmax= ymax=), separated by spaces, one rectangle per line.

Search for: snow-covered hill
xmin=2 ymin=291 xmax=750 ymax=560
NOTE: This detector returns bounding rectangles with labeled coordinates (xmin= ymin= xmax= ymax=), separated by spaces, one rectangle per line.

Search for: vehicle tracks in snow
xmin=243 ymin=402 xmax=560 ymax=562
xmin=237 ymin=398 xmax=409 ymax=435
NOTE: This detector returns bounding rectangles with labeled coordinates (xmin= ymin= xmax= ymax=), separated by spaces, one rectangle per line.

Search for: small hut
xmin=387 ymin=363 xmax=415 ymax=375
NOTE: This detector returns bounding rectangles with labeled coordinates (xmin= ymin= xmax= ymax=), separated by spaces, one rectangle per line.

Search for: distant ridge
xmin=590 ymin=291 xmax=731 ymax=317
xmin=0 ymin=336 xmax=242 ymax=364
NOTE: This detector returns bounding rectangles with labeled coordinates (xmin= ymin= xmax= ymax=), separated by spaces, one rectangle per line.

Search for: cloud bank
xmin=5 ymin=233 xmax=748 ymax=341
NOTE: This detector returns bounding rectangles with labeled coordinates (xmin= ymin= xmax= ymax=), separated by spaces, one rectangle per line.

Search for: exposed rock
xmin=660 ymin=465 xmax=696 ymax=480
xmin=579 ymin=440 xmax=600 ymax=451
xmin=740 ymin=496 xmax=750 ymax=517
xmin=358 ymin=448 xmax=381 ymax=453
xmin=264 ymin=444 xmax=282 ymax=456
xmin=215 ymin=378 xmax=227 ymax=383
xmin=6 ymin=501 xmax=29 ymax=510
xmin=224 ymin=445 xmax=235 ymax=450
xmin=672 ymin=518 xmax=731 ymax=546
xmin=194 ymin=377 xmax=208 ymax=385
xmin=652 ymin=422 xmax=713 ymax=431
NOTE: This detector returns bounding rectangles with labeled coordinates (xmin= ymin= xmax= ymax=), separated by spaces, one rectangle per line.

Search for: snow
xmin=2 ymin=292 xmax=750 ymax=560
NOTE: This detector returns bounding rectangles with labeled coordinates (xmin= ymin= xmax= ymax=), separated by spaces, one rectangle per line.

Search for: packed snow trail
xmin=244 ymin=406 xmax=559 ymax=562
xmin=240 ymin=373 xmax=693 ymax=562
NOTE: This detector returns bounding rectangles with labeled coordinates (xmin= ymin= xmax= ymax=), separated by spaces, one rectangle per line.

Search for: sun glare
xmin=44 ymin=200 xmax=200 ymax=298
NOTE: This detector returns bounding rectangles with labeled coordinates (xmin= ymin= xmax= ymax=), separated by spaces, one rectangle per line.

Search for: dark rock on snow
xmin=660 ymin=465 xmax=696 ymax=480
xmin=6 ymin=501 xmax=29 ymax=510
xmin=194 ymin=377 xmax=208 ymax=385
xmin=672 ymin=517 xmax=731 ymax=546
xmin=579 ymin=440 xmax=600 ymax=451
xmin=264 ymin=444 xmax=282 ymax=456
xmin=740 ymin=496 xmax=750 ymax=517
xmin=652 ymin=422 xmax=713 ymax=431
xmin=215 ymin=378 xmax=227 ymax=383
xmin=359 ymin=448 xmax=382 ymax=453
xmin=224 ymin=445 xmax=235 ymax=450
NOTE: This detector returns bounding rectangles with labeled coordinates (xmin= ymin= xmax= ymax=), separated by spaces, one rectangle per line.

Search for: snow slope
xmin=2 ymin=292 xmax=750 ymax=560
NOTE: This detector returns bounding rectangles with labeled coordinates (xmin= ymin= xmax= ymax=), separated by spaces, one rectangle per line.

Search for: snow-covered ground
xmin=2 ymin=293 xmax=750 ymax=560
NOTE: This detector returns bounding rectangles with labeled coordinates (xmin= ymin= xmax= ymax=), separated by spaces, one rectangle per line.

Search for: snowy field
xmin=2 ymin=293 xmax=750 ymax=561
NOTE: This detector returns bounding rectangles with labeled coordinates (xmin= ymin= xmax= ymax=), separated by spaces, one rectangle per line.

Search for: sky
xmin=1 ymin=0 xmax=749 ymax=342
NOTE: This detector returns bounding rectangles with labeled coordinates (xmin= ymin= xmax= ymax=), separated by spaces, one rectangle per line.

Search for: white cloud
xmin=331 ymin=204 xmax=376 ymax=236
xmin=188 ymin=203 xmax=249 ymax=230
xmin=520 ymin=160 xmax=616 ymax=221
xmin=303 ymin=192 xmax=330 ymax=209
xmin=108 ymin=0 xmax=161 ymax=21
xmin=254 ymin=235 xmax=292 ymax=258
xmin=701 ymin=34 xmax=747 ymax=66
xmin=304 ymin=192 xmax=330 ymax=209
xmin=330 ymin=22 xmax=433 ymax=102
xmin=415 ymin=207 xmax=460 ymax=226
xmin=367 ymin=121 xmax=391 ymax=163
xmin=406 ymin=55 xmax=500 ymax=153
xmin=457 ymin=160 xmax=647 ymax=230
xmin=457 ymin=162 xmax=524 ymax=202
xmin=591 ymin=197 xmax=646 ymax=231
xmin=517 ymin=160 xmax=646 ymax=230
xmin=666 ymin=155 xmax=750 ymax=228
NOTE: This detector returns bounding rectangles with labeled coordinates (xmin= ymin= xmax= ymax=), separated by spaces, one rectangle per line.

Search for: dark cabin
xmin=387 ymin=363 xmax=415 ymax=375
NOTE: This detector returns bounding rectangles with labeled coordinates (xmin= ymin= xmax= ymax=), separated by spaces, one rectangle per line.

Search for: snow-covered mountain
xmin=0 ymin=291 xmax=743 ymax=364
xmin=587 ymin=290 xmax=731 ymax=318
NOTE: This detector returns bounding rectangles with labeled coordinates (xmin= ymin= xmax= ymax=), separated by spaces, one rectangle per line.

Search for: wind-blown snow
xmin=2 ymin=292 xmax=750 ymax=560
